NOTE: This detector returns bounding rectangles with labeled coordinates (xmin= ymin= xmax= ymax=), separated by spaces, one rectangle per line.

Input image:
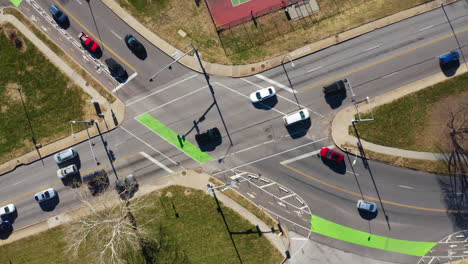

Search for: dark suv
xmin=125 ymin=34 xmax=147 ymax=59
xmin=105 ymin=58 xmax=128 ymax=82
xmin=323 ymin=79 xmax=347 ymax=96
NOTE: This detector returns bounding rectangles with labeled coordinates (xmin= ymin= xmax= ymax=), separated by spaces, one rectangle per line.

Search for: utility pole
xmin=441 ymin=0 xmax=468 ymax=69
xmin=281 ymin=55 xmax=301 ymax=110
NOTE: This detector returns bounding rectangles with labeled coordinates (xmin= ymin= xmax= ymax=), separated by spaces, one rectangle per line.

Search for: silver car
xmin=57 ymin=164 xmax=78 ymax=179
xmin=356 ymin=199 xmax=377 ymax=213
xmin=54 ymin=148 xmax=77 ymax=165
xmin=0 ymin=204 xmax=16 ymax=218
xmin=34 ymin=188 xmax=57 ymax=203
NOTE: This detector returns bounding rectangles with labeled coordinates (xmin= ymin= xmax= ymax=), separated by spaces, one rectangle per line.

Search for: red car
xmin=78 ymin=32 xmax=99 ymax=52
xmin=320 ymin=147 xmax=344 ymax=162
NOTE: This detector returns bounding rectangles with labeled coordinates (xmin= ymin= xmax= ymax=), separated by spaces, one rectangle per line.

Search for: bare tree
xmin=446 ymin=104 xmax=468 ymax=179
xmin=66 ymin=187 xmax=155 ymax=264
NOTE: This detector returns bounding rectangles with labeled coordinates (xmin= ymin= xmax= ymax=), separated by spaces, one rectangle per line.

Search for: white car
xmin=249 ymin=86 xmax=276 ymax=103
xmin=34 ymin=188 xmax=57 ymax=203
xmin=0 ymin=204 xmax=16 ymax=218
xmin=356 ymin=199 xmax=377 ymax=213
xmin=57 ymin=164 xmax=78 ymax=179
xmin=54 ymin=148 xmax=77 ymax=165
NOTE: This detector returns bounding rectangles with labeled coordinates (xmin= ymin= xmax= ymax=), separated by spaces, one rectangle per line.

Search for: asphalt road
xmin=1 ymin=0 xmax=468 ymax=263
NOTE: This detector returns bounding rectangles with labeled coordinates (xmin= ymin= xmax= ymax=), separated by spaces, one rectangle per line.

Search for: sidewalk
xmin=331 ymin=64 xmax=468 ymax=161
xmin=102 ymin=0 xmax=452 ymax=77
xmin=0 ymin=170 xmax=288 ymax=261
xmin=0 ymin=12 xmax=125 ymax=175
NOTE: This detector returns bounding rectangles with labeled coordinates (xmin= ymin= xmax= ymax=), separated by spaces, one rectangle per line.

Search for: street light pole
xmin=281 ymin=55 xmax=301 ymax=110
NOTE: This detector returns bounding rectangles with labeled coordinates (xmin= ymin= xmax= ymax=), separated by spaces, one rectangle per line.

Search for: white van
xmin=283 ymin=109 xmax=310 ymax=126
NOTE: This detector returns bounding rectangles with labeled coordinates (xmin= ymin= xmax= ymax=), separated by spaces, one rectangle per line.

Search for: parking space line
xmin=215 ymin=82 xmax=286 ymax=115
xmin=241 ymin=78 xmax=324 ymax=117
xmin=140 ymin=151 xmax=174 ymax=173
xmin=255 ymin=74 xmax=295 ymax=93
xmin=280 ymin=145 xmax=334 ymax=165
xmin=260 ymin=182 xmax=276 ymax=188
xmin=126 ymin=74 xmax=198 ymax=106
xmin=279 ymin=193 xmax=295 ymax=200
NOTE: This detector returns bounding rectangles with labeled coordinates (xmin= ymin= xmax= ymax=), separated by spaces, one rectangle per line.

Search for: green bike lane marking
xmin=136 ymin=113 xmax=214 ymax=163
xmin=311 ymin=215 xmax=436 ymax=256
xmin=10 ymin=0 xmax=23 ymax=7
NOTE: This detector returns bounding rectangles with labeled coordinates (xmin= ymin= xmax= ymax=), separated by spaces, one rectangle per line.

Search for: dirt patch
xmin=165 ymin=191 xmax=173 ymax=198
xmin=426 ymin=91 xmax=468 ymax=152
xmin=4 ymin=28 xmax=27 ymax=52
xmin=184 ymin=189 xmax=192 ymax=196
xmin=3 ymin=83 xmax=23 ymax=103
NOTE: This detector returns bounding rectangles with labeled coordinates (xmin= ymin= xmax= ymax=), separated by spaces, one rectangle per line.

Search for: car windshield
xmin=44 ymin=192 xmax=50 ymax=198
xmin=326 ymin=150 xmax=333 ymax=158
xmin=331 ymin=153 xmax=340 ymax=160
xmin=299 ymin=111 xmax=305 ymax=119
xmin=256 ymin=92 xmax=262 ymax=100
xmin=4 ymin=207 xmax=9 ymax=213
xmin=268 ymin=88 xmax=273 ymax=94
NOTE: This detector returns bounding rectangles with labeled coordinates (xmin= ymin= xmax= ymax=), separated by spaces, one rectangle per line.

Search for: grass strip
xmin=311 ymin=214 xmax=436 ymax=256
xmin=136 ymin=113 xmax=214 ymax=163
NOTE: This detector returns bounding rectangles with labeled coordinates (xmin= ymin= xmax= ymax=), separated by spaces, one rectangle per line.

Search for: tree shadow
xmin=324 ymin=89 xmax=347 ymax=109
xmin=285 ymin=118 xmax=311 ymax=139
xmin=61 ymin=172 xmax=83 ymax=188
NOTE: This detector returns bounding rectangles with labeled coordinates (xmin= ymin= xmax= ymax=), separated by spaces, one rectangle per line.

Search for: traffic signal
xmin=108 ymin=150 xmax=116 ymax=161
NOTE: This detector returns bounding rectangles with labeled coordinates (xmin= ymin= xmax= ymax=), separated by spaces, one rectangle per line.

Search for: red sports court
xmin=206 ymin=0 xmax=297 ymax=29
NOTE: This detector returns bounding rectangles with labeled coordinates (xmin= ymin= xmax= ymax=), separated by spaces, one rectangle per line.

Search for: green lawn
xmin=350 ymin=72 xmax=468 ymax=152
xmin=0 ymin=23 xmax=91 ymax=163
xmin=0 ymin=186 xmax=283 ymax=264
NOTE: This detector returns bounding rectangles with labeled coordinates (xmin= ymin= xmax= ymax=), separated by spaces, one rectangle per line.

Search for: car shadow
xmin=325 ymin=90 xmax=347 ymax=109
xmin=358 ymin=208 xmax=378 ymax=220
xmin=252 ymin=96 xmax=278 ymax=110
xmin=61 ymin=172 xmax=82 ymax=189
xmin=0 ymin=225 xmax=13 ymax=240
xmin=56 ymin=18 xmax=70 ymax=30
xmin=196 ymin=132 xmax=223 ymax=152
xmin=134 ymin=50 xmax=147 ymax=60
xmin=440 ymin=60 xmax=460 ymax=77
xmin=39 ymin=195 xmax=60 ymax=212
xmin=320 ymin=156 xmax=347 ymax=174
xmin=88 ymin=48 xmax=103 ymax=59
xmin=285 ymin=118 xmax=311 ymax=139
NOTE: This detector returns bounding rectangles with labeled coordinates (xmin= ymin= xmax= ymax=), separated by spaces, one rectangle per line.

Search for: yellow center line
xmin=282 ymin=163 xmax=468 ymax=213
xmin=0 ymin=152 xmax=140 ymax=207
xmin=299 ymin=27 xmax=468 ymax=93
xmin=54 ymin=2 xmax=137 ymax=73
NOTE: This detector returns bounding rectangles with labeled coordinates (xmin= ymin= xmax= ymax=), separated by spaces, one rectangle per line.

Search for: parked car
xmin=283 ymin=109 xmax=309 ymax=126
xmin=439 ymin=51 xmax=460 ymax=65
xmin=105 ymin=58 xmax=128 ymax=81
xmin=250 ymin=86 xmax=276 ymax=103
xmin=356 ymin=199 xmax=377 ymax=213
xmin=195 ymin=128 xmax=221 ymax=144
xmin=49 ymin=4 xmax=68 ymax=25
xmin=34 ymin=188 xmax=57 ymax=203
xmin=124 ymin=34 xmax=146 ymax=58
xmin=323 ymin=79 xmax=346 ymax=96
xmin=320 ymin=147 xmax=344 ymax=162
xmin=78 ymin=32 xmax=99 ymax=52
xmin=57 ymin=164 xmax=78 ymax=179
xmin=54 ymin=148 xmax=77 ymax=165
xmin=0 ymin=204 xmax=16 ymax=219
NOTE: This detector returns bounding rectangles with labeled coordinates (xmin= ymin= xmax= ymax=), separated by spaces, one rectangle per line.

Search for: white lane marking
xmin=217 ymin=137 xmax=328 ymax=173
xmin=141 ymin=85 xmax=207 ymax=115
xmin=77 ymin=0 xmax=83 ymax=5
xmin=306 ymin=66 xmax=323 ymax=73
xmin=382 ymin=71 xmax=399 ymax=78
xmin=279 ymin=193 xmax=295 ymax=200
xmin=126 ymin=74 xmax=198 ymax=106
xmin=255 ymin=74 xmax=295 ymax=93
xmin=364 ymin=45 xmax=380 ymax=52
xmin=112 ymin=72 xmax=138 ymax=93
xmin=119 ymin=126 xmax=181 ymax=167
xmin=419 ymin=25 xmax=434 ymax=32
xmin=247 ymin=193 xmax=256 ymax=199
xmin=260 ymin=182 xmax=276 ymax=188
xmin=241 ymin=78 xmax=324 ymax=117
xmin=397 ymin=185 xmax=414 ymax=190
xmin=346 ymin=170 xmax=359 ymax=176
xmin=110 ymin=30 xmax=122 ymax=40
xmin=280 ymin=145 xmax=334 ymax=164
xmin=215 ymin=82 xmax=286 ymax=115
xmin=140 ymin=151 xmax=174 ymax=173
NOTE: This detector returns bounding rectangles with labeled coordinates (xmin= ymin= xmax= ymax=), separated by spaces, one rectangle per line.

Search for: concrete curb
xmin=0 ymin=13 xmax=125 ymax=175
xmin=102 ymin=0 xmax=453 ymax=77
xmin=331 ymin=64 xmax=468 ymax=161
xmin=0 ymin=170 xmax=288 ymax=261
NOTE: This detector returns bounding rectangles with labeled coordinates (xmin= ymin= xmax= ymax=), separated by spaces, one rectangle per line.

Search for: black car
xmin=124 ymin=34 xmax=147 ymax=59
xmin=323 ymin=79 xmax=346 ymax=96
xmin=105 ymin=58 xmax=128 ymax=82
xmin=49 ymin=4 xmax=69 ymax=28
